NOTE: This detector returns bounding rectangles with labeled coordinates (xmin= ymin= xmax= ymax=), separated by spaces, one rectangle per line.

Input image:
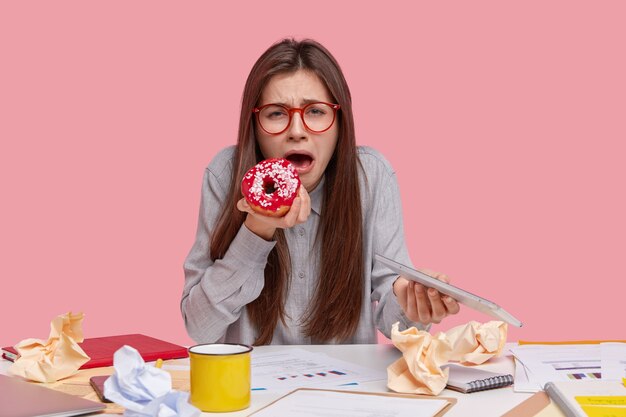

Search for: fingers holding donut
xmin=239 ymin=158 xmax=309 ymax=240
xmin=295 ymin=186 xmax=311 ymax=224
xmin=238 ymin=187 xmax=309 ymax=240
xmin=236 ymin=197 xmax=254 ymax=215
xmin=238 ymin=185 xmax=309 ymax=224
xmin=280 ymin=191 xmax=303 ymax=227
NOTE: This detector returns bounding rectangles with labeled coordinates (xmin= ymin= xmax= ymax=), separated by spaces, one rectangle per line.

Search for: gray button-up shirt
xmin=181 ymin=146 xmax=424 ymax=345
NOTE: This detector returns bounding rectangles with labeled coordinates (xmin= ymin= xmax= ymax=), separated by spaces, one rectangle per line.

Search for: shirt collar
xmin=308 ymin=175 xmax=325 ymax=215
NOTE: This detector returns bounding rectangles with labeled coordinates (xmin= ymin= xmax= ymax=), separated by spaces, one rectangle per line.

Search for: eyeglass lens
xmin=257 ymin=103 xmax=336 ymax=134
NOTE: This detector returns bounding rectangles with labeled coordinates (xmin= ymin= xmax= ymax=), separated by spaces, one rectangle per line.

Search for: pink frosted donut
xmin=241 ymin=158 xmax=301 ymax=217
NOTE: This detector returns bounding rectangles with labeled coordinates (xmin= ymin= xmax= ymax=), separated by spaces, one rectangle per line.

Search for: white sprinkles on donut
xmin=242 ymin=158 xmax=300 ymax=213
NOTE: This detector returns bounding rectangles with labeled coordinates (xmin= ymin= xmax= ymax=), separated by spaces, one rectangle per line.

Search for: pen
xmin=155 ymin=358 xmax=163 ymax=369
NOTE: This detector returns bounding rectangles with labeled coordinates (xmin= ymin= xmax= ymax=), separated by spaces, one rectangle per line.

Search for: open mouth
xmin=285 ymin=153 xmax=314 ymax=172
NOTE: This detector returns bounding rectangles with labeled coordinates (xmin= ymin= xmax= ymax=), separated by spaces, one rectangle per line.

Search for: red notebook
xmin=1 ymin=334 xmax=188 ymax=369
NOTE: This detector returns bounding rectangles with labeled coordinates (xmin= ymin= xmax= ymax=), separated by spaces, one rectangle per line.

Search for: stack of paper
xmin=249 ymin=389 xmax=455 ymax=417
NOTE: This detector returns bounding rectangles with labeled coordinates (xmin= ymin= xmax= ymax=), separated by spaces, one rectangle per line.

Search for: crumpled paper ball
xmin=387 ymin=320 xmax=508 ymax=395
xmin=9 ymin=312 xmax=90 ymax=382
xmin=104 ymin=345 xmax=200 ymax=417
xmin=446 ymin=320 xmax=508 ymax=365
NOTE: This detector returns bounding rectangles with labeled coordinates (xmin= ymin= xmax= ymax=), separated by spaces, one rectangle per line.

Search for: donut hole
xmin=263 ymin=180 xmax=277 ymax=195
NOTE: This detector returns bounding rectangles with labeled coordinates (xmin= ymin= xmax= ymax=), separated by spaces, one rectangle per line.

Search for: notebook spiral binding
xmin=466 ymin=374 xmax=514 ymax=393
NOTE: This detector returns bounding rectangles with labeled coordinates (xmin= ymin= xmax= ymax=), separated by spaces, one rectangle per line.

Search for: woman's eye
xmin=307 ymin=107 xmax=326 ymax=116
xmin=265 ymin=109 xmax=288 ymax=119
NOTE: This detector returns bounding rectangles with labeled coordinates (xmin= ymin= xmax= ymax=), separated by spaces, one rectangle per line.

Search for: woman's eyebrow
xmin=301 ymin=98 xmax=323 ymax=105
xmin=268 ymin=98 xmax=325 ymax=106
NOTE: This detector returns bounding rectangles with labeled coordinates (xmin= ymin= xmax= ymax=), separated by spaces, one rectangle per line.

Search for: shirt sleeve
xmin=368 ymin=164 xmax=430 ymax=338
xmin=181 ymin=164 xmax=276 ymax=343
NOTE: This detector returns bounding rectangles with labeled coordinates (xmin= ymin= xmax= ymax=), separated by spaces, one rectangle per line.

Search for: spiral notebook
xmin=444 ymin=364 xmax=514 ymax=393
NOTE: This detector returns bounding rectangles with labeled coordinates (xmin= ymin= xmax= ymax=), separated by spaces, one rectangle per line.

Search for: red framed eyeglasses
xmin=253 ymin=102 xmax=340 ymax=135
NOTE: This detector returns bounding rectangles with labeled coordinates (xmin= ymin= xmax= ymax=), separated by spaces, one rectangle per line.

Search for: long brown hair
xmin=210 ymin=39 xmax=363 ymax=344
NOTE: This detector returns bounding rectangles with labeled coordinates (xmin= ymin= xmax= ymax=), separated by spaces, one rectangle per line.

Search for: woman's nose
xmin=287 ymin=110 xmax=307 ymax=140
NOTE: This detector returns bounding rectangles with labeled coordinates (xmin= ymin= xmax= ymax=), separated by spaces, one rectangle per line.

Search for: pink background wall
xmin=1 ymin=2 xmax=624 ymax=349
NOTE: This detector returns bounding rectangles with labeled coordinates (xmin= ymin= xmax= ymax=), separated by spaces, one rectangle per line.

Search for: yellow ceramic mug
xmin=189 ymin=343 xmax=253 ymax=412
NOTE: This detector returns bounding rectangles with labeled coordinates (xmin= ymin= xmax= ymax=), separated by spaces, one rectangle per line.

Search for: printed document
xmin=250 ymin=389 xmax=450 ymax=417
xmin=251 ymin=348 xmax=387 ymax=391
xmin=601 ymin=343 xmax=626 ymax=381
xmin=511 ymin=343 xmax=626 ymax=392
xmin=510 ymin=344 xmax=601 ymax=391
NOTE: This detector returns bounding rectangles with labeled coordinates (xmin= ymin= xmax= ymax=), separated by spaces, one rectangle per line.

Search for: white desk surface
xmin=1 ymin=342 xmax=531 ymax=417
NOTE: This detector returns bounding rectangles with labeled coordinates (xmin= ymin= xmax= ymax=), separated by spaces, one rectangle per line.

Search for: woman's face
xmin=255 ymin=70 xmax=339 ymax=191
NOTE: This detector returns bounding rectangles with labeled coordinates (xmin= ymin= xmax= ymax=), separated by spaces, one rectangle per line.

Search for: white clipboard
xmin=375 ymin=254 xmax=523 ymax=327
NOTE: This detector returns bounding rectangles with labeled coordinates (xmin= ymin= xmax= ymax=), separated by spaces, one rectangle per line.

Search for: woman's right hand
xmin=393 ymin=271 xmax=460 ymax=325
xmin=237 ymin=186 xmax=311 ymax=240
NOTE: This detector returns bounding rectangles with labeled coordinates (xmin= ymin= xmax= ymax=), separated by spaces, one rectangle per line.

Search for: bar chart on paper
xmin=547 ymin=360 xmax=602 ymax=380
xmin=251 ymin=349 xmax=386 ymax=391
xmin=511 ymin=343 xmax=626 ymax=392
xmin=276 ymin=369 xmax=347 ymax=380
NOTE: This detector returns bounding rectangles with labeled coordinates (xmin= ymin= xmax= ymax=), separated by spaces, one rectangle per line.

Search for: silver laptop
xmin=0 ymin=374 xmax=106 ymax=417
xmin=376 ymin=254 xmax=523 ymax=327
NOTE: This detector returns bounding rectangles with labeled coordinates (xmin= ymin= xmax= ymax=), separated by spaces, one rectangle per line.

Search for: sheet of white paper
xmin=251 ymin=390 xmax=449 ymax=417
xmin=510 ymin=345 xmax=601 ymax=389
xmin=251 ymin=349 xmax=386 ymax=391
xmin=513 ymin=357 xmax=541 ymax=393
xmin=601 ymin=342 xmax=626 ymax=381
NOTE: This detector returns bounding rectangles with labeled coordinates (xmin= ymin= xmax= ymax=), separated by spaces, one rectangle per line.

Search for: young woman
xmin=181 ymin=38 xmax=459 ymax=346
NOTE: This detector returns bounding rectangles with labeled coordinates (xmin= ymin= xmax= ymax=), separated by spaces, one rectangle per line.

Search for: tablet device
xmin=375 ymin=254 xmax=523 ymax=327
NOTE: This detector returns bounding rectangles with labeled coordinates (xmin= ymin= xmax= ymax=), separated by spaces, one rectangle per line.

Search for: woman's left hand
xmin=393 ymin=271 xmax=460 ymax=325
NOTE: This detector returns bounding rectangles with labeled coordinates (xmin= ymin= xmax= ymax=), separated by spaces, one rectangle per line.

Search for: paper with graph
xmin=251 ymin=348 xmax=386 ymax=391
xmin=510 ymin=343 xmax=626 ymax=392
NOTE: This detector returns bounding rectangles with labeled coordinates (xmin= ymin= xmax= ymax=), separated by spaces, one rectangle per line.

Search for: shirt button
xmin=298 ymin=228 xmax=305 ymax=237
xmin=298 ymin=271 xmax=305 ymax=279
